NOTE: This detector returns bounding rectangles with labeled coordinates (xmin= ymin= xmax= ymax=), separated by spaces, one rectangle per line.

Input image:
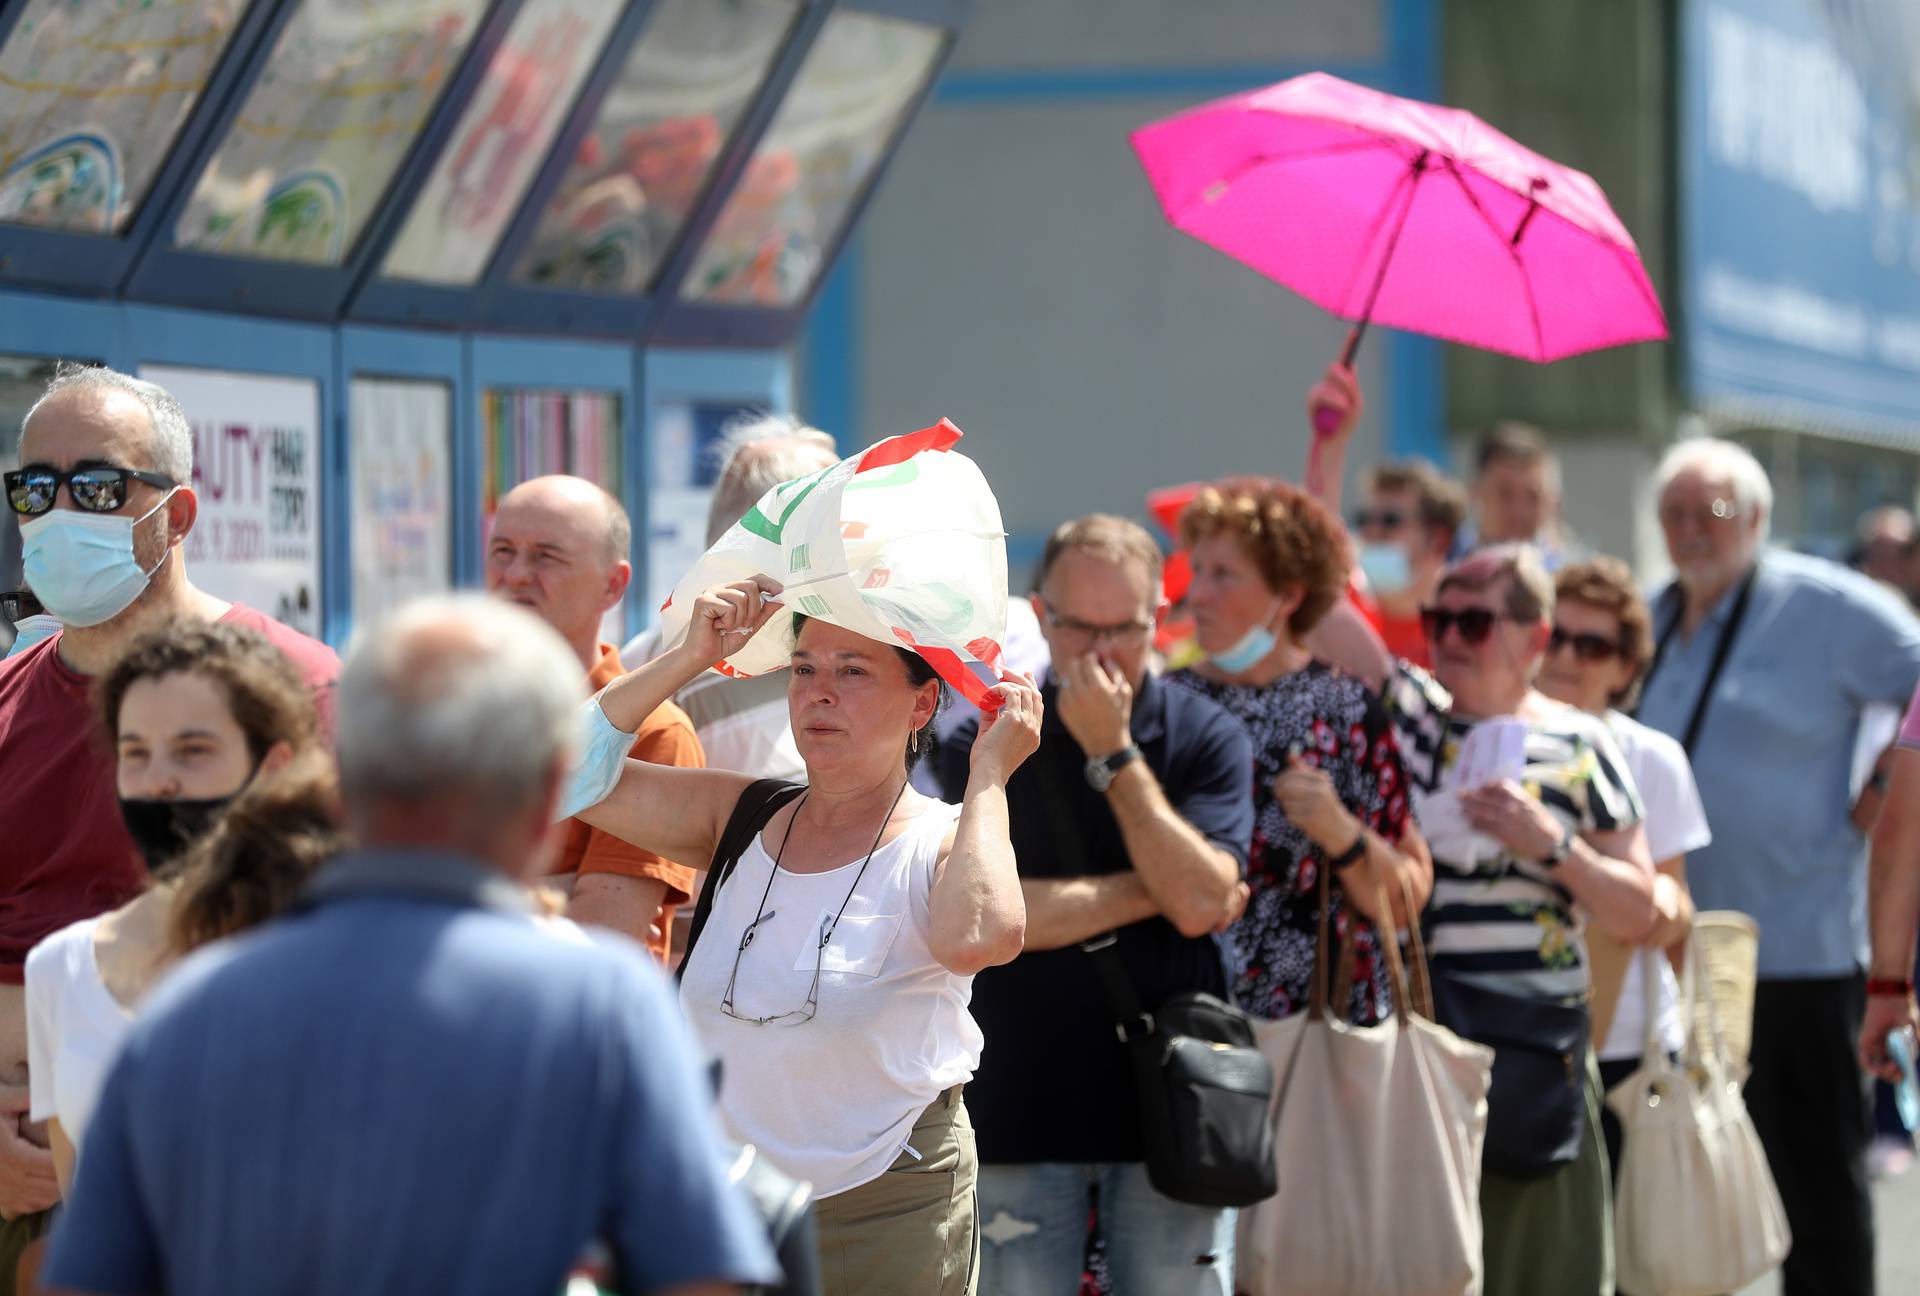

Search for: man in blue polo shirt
xmin=1639 ymin=439 xmax=1920 ymax=1296
xmin=935 ymin=515 xmax=1254 ymax=1296
xmin=45 ymin=596 xmax=778 ymax=1296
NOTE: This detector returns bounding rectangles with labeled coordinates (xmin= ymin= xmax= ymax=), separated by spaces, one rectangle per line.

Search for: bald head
xmin=486 ymin=476 xmax=633 ymax=663
xmin=337 ymin=594 xmax=583 ymax=838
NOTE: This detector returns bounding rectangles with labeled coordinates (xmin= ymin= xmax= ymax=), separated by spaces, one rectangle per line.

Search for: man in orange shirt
xmin=486 ymin=475 xmax=701 ymax=961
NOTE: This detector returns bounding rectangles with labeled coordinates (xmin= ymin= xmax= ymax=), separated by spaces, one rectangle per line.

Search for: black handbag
xmin=1427 ymin=968 xmax=1589 ymax=1177
xmin=1083 ymin=935 xmax=1278 ymax=1208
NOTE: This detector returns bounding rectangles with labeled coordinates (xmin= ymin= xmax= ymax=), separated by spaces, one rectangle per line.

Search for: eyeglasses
xmin=1657 ymin=498 xmax=1739 ymax=531
xmin=1353 ymin=508 xmax=1409 ymax=530
xmin=1420 ymin=606 xmax=1510 ymax=646
xmin=5 ymin=464 xmax=177 ymax=517
xmin=1039 ymin=602 xmax=1152 ymax=647
xmin=0 ymin=590 xmax=42 ymax=624
xmin=1548 ymin=626 xmax=1623 ymax=662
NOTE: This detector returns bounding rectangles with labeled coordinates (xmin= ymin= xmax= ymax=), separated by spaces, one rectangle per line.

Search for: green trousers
xmin=1479 ymin=1053 xmax=1613 ymax=1296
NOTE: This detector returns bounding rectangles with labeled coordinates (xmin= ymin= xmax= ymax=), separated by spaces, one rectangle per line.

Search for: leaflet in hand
xmin=1414 ymin=716 xmax=1530 ymax=867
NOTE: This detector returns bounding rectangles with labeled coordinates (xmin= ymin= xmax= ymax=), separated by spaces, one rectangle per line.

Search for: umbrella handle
xmin=1311 ymin=325 xmax=1369 ymax=438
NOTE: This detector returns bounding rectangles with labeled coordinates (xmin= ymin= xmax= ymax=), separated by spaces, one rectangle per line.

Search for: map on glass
xmin=380 ymin=0 xmax=624 ymax=286
xmin=174 ymin=0 xmax=486 ymax=264
xmin=513 ymin=0 xmax=796 ymax=295
xmin=0 ymin=0 xmax=254 ymax=235
xmin=682 ymin=10 xmax=943 ymax=307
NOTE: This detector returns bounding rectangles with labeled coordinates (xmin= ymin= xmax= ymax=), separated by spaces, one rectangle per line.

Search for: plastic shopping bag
xmin=657 ymin=419 xmax=1012 ymax=709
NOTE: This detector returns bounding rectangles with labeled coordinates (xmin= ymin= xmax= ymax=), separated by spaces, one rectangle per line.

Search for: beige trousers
xmin=813 ymin=1086 xmax=978 ymax=1296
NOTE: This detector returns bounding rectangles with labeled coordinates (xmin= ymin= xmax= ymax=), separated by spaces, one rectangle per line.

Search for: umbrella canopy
xmin=1131 ymin=72 xmax=1667 ymax=364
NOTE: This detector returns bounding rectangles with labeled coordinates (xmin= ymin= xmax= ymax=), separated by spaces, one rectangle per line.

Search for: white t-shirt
xmin=1601 ymin=711 xmax=1713 ymax=1061
xmin=25 ymin=916 xmax=135 ymax=1149
xmin=679 ymin=799 xmax=979 ymax=1197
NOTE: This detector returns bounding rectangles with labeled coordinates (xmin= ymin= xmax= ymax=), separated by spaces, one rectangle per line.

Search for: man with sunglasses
xmin=0 ymin=364 xmax=337 ymax=1272
xmin=932 ymin=514 xmax=1253 ymax=1296
xmin=1637 ymin=438 xmax=1920 ymax=1296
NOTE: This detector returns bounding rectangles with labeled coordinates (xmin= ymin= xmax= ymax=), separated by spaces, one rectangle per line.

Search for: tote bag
xmin=1608 ymin=940 xmax=1790 ymax=1296
xmin=1236 ymin=874 xmax=1493 ymax=1296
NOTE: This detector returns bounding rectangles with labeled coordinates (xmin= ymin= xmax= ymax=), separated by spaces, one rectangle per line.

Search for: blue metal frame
xmin=352 ymin=0 xmax=665 ymax=333
xmin=336 ymin=325 xmax=466 ymax=639
xmin=468 ymin=332 xmax=642 ymax=632
xmin=0 ymin=0 xmax=284 ymax=298
xmin=122 ymin=0 xmax=523 ymax=321
xmin=648 ymin=0 xmax=970 ymax=346
xmin=122 ymin=302 xmax=339 ymax=639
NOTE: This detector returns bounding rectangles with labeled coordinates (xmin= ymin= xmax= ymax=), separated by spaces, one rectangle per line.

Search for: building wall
xmin=801 ymin=0 xmax=1443 ymax=566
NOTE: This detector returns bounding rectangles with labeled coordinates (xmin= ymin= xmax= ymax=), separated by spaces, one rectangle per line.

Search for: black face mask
xmin=118 ymin=797 xmax=236 ymax=872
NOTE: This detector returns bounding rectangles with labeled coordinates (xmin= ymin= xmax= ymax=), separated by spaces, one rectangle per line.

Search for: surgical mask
xmin=1209 ymin=598 xmax=1286 ymax=675
xmin=4 ymin=614 xmax=60 ymax=658
xmin=1358 ymin=542 xmax=1415 ymax=597
xmin=557 ymin=698 xmax=633 ymax=822
xmin=118 ymin=795 xmax=237 ymax=872
xmin=20 ymin=490 xmax=176 ymax=628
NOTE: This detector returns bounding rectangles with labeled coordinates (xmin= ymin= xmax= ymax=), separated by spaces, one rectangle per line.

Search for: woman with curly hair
xmin=25 ymin=622 xmax=342 ymax=1192
xmin=1162 ymin=478 xmax=1432 ymax=1026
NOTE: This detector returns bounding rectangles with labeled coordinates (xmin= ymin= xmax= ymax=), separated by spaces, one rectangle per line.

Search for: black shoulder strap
xmin=1641 ymin=567 xmax=1758 ymax=756
xmin=677 ymin=779 xmax=807 ymax=982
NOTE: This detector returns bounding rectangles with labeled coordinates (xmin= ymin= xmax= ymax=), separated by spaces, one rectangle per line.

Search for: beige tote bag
xmin=1236 ymin=876 xmax=1493 ymax=1296
xmin=1608 ymin=941 xmax=1790 ymax=1296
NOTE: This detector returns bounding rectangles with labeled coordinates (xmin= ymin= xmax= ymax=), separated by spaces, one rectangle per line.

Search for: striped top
xmin=1390 ymin=678 xmax=1644 ymax=1004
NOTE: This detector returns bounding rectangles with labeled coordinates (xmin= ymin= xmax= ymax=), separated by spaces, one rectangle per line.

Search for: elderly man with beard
xmin=1638 ymin=438 xmax=1920 ymax=1296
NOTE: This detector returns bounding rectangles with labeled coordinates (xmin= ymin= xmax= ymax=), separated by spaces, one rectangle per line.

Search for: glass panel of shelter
xmin=173 ymin=0 xmax=489 ymax=264
xmin=680 ymin=7 xmax=943 ymax=307
xmin=510 ymin=0 xmax=798 ymax=296
xmin=379 ymin=0 xmax=627 ymax=286
xmin=0 ymin=0 xmax=257 ymax=235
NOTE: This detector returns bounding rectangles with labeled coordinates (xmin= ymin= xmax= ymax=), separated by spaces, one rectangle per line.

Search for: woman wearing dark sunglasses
xmin=568 ymin=576 xmax=1040 ymax=1296
xmin=1534 ymin=559 xmax=1700 ymax=1185
xmin=1412 ymin=545 xmax=1661 ymax=1296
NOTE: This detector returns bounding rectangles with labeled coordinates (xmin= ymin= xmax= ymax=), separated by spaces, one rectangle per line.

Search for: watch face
xmin=1085 ymin=758 xmax=1111 ymax=791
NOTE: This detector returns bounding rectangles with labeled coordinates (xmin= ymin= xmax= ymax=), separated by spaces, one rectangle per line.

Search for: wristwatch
xmin=1085 ymin=744 xmax=1143 ymax=792
xmin=1539 ymin=824 xmax=1575 ymax=868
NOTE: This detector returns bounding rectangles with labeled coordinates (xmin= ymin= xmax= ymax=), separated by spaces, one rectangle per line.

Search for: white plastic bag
xmin=657 ymin=419 xmax=1012 ymax=709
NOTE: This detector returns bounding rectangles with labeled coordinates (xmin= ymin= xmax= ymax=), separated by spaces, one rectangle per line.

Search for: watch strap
xmin=1868 ymin=977 xmax=1915 ymax=998
xmin=1327 ymin=830 xmax=1368 ymax=871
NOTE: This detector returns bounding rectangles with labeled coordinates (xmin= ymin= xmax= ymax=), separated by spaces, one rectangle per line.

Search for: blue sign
xmin=1682 ymin=0 xmax=1920 ymax=431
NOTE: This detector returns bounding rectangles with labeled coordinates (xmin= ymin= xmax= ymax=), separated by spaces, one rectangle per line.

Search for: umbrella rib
xmin=1334 ymin=165 xmax=1418 ymax=319
xmin=1443 ymin=160 xmax=1547 ymax=361
xmin=1168 ymin=137 xmax=1404 ymax=223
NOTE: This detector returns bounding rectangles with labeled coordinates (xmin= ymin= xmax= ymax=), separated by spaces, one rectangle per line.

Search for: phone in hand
xmin=1888 ymin=1028 xmax=1920 ymax=1133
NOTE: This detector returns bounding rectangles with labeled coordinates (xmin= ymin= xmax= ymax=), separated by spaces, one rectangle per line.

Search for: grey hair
xmin=705 ymin=412 xmax=839 ymax=544
xmin=26 ymin=362 xmax=193 ymax=484
xmin=336 ymin=594 xmax=584 ymax=820
xmin=1653 ymin=437 xmax=1774 ymax=539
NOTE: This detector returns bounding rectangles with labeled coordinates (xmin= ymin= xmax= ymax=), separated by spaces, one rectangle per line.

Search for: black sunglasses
xmin=5 ymin=464 xmax=176 ymax=517
xmin=1420 ymin=606 xmax=1510 ymax=646
xmin=1548 ymin=627 xmax=1623 ymax=662
xmin=1354 ymin=508 xmax=1409 ymax=530
xmin=0 ymin=590 xmax=42 ymax=624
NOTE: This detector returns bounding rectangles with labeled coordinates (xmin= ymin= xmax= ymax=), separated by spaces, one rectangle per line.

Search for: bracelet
xmin=1327 ymin=829 xmax=1368 ymax=871
xmin=1867 ymin=977 xmax=1915 ymax=998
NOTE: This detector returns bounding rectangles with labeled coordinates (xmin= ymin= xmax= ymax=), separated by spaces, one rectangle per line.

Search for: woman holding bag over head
xmin=565 ymin=575 xmax=1041 ymax=1296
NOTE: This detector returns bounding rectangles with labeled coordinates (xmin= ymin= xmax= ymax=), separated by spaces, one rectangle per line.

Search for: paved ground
xmin=1734 ymin=1160 xmax=1920 ymax=1295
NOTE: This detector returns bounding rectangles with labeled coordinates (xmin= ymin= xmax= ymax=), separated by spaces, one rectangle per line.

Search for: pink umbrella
xmin=1131 ymin=72 xmax=1667 ymax=429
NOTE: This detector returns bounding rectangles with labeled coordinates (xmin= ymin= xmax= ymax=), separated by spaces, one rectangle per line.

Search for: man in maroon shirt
xmin=0 ymin=364 xmax=337 ymax=1279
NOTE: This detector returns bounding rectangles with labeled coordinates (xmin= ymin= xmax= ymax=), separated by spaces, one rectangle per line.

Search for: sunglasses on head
xmin=1420 ymin=606 xmax=1509 ymax=645
xmin=1354 ymin=508 xmax=1409 ymax=530
xmin=1548 ymin=627 xmax=1623 ymax=662
xmin=5 ymin=464 xmax=176 ymax=517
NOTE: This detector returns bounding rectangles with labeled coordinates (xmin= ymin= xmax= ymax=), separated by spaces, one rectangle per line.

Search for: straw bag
xmin=1689 ymin=911 xmax=1759 ymax=1080
xmin=1236 ymin=874 xmax=1494 ymax=1296
xmin=1608 ymin=941 xmax=1790 ymax=1296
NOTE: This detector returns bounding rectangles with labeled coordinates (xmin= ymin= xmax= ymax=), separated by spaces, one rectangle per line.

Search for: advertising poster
xmin=351 ymin=378 xmax=452 ymax=627
xmin=141 ymin=364 xmax=322 ymax=636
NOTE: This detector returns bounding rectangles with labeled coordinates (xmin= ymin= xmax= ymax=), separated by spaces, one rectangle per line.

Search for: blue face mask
xmin=1209 ymin=598 xmax=1286 ymax=675
xmin=20 ymin=490 xmax=175 ymax=628
xmin=1358 ymin=542 xmax=1415 ymax=597
xmin=4 ymin=614 xmax=60 ymax=658
xmin=556 ymin=697 xmax=633 ymax=821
